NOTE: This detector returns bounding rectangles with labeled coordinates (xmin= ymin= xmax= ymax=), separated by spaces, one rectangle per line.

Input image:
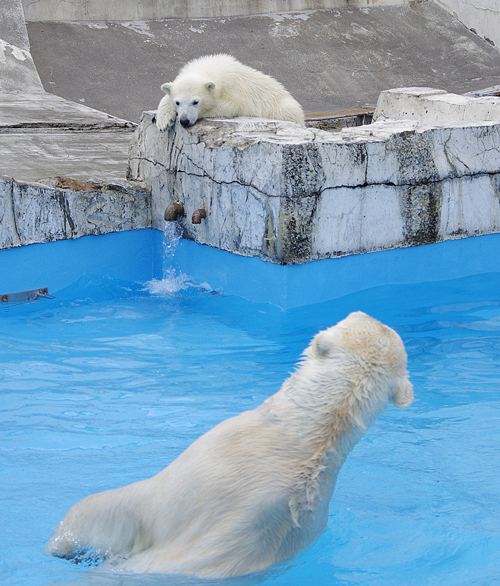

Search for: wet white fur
xmin=156 ymin=54 xmax=305 ymax=130
xmin=46 ymin=311 xmax=413 ymax=578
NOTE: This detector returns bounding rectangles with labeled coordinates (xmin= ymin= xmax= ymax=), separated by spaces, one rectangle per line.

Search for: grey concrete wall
xmin=21 ymin=0 xmax=410 ymax=21
xmin=26 ymin=3 xmax=500 ymax=123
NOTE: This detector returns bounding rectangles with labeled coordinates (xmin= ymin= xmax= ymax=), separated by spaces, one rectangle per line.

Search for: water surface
xmin=1 ymin=269 xmax=500 ymax=586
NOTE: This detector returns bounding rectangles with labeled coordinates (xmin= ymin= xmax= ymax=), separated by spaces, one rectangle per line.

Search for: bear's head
xmin=307 ymin=311 xmax=414 ymax=415
xmin=162 ymin=76 xmax=217 ymax=128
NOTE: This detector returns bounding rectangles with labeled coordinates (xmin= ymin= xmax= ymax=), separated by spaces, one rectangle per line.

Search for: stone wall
xmin=129 ymin=89 xmax=500 ymax=265
xmin=0 ymin=176 xmax=150 ymax=249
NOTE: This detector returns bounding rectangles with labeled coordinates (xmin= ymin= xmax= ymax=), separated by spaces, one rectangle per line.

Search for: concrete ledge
xmin=0 ymin=87 xmax=151 ymax=251
xmin=374 ymin=86 xmax=500 ymax=125
xmin=129 ymin=104 xmax=500 ymax=264
xmin=0 ymin=175 xmax=151 ymax=249
xmin=0 ymin=92 xmax=135 ymax=129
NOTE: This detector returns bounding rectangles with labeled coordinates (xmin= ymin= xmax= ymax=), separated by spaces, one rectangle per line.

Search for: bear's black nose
xmin=180 ymin=117 xmax=191 ymax=128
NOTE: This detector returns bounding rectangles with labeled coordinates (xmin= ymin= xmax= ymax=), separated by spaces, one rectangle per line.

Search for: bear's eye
xmin=192 ymin=100 xmax=199 ymax=106
xmin=175 ymin=101 xmax=180 ymax=106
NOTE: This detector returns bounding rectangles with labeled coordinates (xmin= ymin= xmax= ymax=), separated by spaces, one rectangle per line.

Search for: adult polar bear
xmin=47 ymin=312 xmax=413 ymax=578
xmin=155 ymin=54 xmax=305 ymax=130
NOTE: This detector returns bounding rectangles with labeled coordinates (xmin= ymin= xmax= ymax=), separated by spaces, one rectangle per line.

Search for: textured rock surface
xmin=129 ymin=105 xmax=500 ymax=264
xmin=0 ymin=176 xmax=150 ymax=249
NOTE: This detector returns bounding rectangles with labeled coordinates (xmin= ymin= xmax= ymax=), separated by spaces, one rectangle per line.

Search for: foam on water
xmin=145 ymin=269 xmax=214 ymax=297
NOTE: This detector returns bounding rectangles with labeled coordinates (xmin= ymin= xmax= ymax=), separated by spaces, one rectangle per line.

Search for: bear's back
xmin=179 ymin=54 xmax=240 ymax=81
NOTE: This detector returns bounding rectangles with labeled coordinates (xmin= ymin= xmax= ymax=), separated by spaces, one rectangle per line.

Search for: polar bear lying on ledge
xmin=46 ymin=311 xmax=413 ymax=578
xmin=155 ymin=54 xmax=305 ymax=130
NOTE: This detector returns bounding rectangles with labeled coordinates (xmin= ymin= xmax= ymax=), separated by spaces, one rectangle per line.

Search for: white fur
xmin=46 ymin=311 xmax=413 ymax=578
xmin=156 ymin=54 xmax=305 ymax=130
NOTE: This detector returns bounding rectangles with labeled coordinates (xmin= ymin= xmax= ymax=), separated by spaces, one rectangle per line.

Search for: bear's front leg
xmin=156 ymin=93 xmax=177 ymax=131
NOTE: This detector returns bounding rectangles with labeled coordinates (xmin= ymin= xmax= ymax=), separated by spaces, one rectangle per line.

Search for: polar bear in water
xmin=46 ymin=311 xmax=413 ymax=578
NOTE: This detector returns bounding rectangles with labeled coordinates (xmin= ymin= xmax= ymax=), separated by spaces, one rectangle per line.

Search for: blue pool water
xmin=1 ymin=231 xmax=500 ymax=586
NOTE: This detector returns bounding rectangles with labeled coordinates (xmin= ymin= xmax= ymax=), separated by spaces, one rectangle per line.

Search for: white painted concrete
xmin=374 ymin=87 xmax=500 ymax=125
xmin=435 ymin=0 xmax=500 ymax=49
xmin=1 ymin=0 xmax=42 ymax=91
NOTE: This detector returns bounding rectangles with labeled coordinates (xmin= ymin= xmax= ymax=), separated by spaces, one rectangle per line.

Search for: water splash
xmin=162 ymin=220 xmax=183 ymax=269
xmin=145 ymin=269 xmax=207 ymax=296
xmin=145 ymin=221 xmax=215 ymax=297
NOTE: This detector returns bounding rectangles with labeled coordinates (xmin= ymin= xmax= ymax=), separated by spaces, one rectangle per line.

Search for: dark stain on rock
xmin=53 ymin=190 xmax=76 ymax=234
xmin=277 ymin=144 xmax=325 ymax=263
xmin=392 ymin=131 xmax=440 ymax=186
xmin=400 ymin=183 xmax=442 ymax=246
xmin=282 ymin=144 xmax=325 ymax=197
xmin=393 ymin=131 xmax=443 ymax=246
xmin=492 ymin=174 xmax=500 ymax=201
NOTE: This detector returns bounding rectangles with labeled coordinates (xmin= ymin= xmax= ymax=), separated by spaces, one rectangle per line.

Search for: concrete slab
xmin=130 ymin=111 xmax=500 ymax=264
xmin=374 ymin=86 xmax=500 ymax=125
xmin=0 ymin=92 xmax=138 ymax=186
xmin=0 ymin=129 xmax=137 ymax=185
xmin=0 ymin=92 xmax=135 ymax=128
xmin=26 ymin=2 xmax=500 ymax=122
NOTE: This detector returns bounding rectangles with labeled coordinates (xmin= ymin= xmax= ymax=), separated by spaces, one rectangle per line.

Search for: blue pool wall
xmin=0 ymin=230 xmax=160 ymax=299
xmin=1 ymin=229 xmax=500 ymax=308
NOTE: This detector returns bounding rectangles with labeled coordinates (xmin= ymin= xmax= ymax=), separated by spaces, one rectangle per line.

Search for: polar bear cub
xmin=156 ymin=54 xmax=305 ymax=130
xmin=46 ymin=311 xmax=413 ymax=578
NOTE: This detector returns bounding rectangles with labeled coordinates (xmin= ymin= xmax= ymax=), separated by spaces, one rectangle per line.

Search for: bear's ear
xmin=310 ymin=330 xmax=332 ymax=358
xmin=205 ymin=82 xmax=215 ymax=91
xmin=161 ymin=83 xmax=172 ymax=94
xmin=392 ymin=378 xmax=414 ymax=409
